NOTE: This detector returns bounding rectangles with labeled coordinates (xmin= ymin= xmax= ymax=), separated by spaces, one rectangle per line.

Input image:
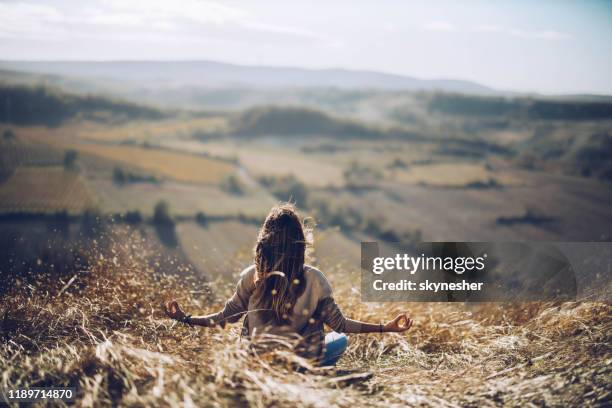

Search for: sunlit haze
xmin=1 ymin=0 xmax=611 ymax=94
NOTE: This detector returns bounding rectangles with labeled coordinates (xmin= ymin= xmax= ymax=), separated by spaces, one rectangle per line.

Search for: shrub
xmin=573 ymin=131 xmax=612 ymax=180
xmin=220 ymin=174 xmax=244 ymax=195
xmin=63 ymin=149 xmax=78 ymax=171
xmin=2 ymin=129 xmax=16 ymax=140
xmin=153 ymin=201 xmax=174 ymax=226
xmin=124 ymin=210 xmax=143 ymax=224
xmin=496 ymin=209 xmax=558 ymax=227
xmin=259 ymin=175 xmax=309 ymax=208
xmin=343 ymin=161 xmax=382 ymax=188
xmin=195 ymin=211 xmax=208 ymax=226
xmin=113 ymin=166 xmax=159 ymax=185
xmin=388 ymin=158 xmax=408 ymax=169
xmin=113 ymin=167 xmax=126 ymax=184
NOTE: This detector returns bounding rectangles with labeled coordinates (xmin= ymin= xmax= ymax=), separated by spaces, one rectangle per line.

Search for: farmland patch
xmin=0 ymin=167 xmax=95 ymax=214
xmin=87 ymin=179 xmax=276 ymax=217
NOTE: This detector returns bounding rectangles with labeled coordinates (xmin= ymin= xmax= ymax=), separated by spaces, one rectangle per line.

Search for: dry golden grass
xmin=0 ymin=228 xmax=610 ymax=407
xmin=0 ymin=167 xmax=94 ymax=214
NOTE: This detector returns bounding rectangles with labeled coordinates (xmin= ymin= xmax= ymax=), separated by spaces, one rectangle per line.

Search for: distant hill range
xmin=0 ymin=60 xmax=493 ymax=94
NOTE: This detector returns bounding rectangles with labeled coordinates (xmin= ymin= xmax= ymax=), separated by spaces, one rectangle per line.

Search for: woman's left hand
xmin=384 ymin=313 xmax=413 ymax=332
xmin=164 ymin=300 xmax=186 ymax=321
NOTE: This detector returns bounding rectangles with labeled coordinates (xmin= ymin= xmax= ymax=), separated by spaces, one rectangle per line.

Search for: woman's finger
xmin=402 ymin=318 xmax=412 ymax=331
xmin=164 ymin=300 xmax=180 ymax=318
xmin=396 ymin=314 xmax=411 ymax=331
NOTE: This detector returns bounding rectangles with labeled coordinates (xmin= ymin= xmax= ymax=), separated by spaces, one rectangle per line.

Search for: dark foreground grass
xmin=1 ymin=229 xmax=610 ymax=407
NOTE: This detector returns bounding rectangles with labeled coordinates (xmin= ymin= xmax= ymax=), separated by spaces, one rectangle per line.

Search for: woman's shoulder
xmin=239 ymin=264 xmax=257 ymax=278
xmin=236 ymin=264 xmax=257 ymax=293
xmin=303 ymin=264 xmax=333 ymax=297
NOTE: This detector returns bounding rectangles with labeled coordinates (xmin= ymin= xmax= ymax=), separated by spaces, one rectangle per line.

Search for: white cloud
xmin=0 ymin=0 xmax=329 ymax=43
xmin=509 ymin=29 xmax=572 ymax=40
xmin=97 ymin=0 xmax=246 ymax=26
xmin=382 ymin=21 xmax=396 ymax=32
xmin=0 ymin=2 xmax=67 ymax=40
xmin=470 ymin=24 xmax=572 ymax=41
xmin=242 ymin=21 xmax=324 ymax=40
xmin=423 ymin=21 xmax=454 ymax=32
xmin=471 ymin=24 xmax=502 ymax=33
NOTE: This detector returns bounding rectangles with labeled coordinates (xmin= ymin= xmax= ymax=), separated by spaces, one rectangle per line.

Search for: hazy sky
xmin=1 ymin=0 xmax=611 ymax=94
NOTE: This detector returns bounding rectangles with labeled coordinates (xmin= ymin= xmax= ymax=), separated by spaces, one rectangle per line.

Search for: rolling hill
xmin=229 ymin=106 xmax=380 ymax=138
xmin=0 ymin=83 xmax=167 ymax=126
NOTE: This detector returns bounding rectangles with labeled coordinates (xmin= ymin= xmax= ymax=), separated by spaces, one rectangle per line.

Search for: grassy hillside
xmin=229 ymin=106 xmax=375 ymax=138
xmin=0 ymin=228 xmax=609 ymax=406
xmin=228 ymin=106 xmax=423 ymax=140
xmin=0 ymin=84 xmax=167 ymax=126
xmin=427 ymin=93 xmax=612 ymax=120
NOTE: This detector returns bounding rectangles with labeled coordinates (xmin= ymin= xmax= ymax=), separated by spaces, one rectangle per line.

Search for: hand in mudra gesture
xmin=164 ymin=300 xmax=186 ymax=321
xmin=384 ymin=313 xmax=413 ymax=332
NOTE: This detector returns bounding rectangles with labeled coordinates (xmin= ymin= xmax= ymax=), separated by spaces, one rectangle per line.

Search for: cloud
xmin=382 ymin=21 xmax=396 ymax=32
xmin=0 ymin=0 xmax=329 ymax=43
xmin=470 ymin=24 xmax=572 ymax=41
xmin=471 ymin=24 xmax=502 ymax=33
xmin=0 ymin=2 xmax=67 ymax=40
xmin=241 ymin=21 xmax=324 ymax=41
xmin=509 ymin=29 xmax=572 ymax=40
xmin=423 ymin=21 xmax=454 ymax=32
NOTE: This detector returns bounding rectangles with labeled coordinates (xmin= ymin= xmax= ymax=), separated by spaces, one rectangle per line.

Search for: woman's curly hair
xmin=252 ymin=203 xmax=309 ymax=322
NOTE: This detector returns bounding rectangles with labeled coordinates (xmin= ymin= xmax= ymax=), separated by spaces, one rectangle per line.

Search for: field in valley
xmin=0 ymin=167 xmax=94 ymax=215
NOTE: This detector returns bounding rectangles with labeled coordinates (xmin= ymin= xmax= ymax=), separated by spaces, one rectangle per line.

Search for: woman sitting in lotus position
xmin=164 ymin=203 xmax=412 ymax=366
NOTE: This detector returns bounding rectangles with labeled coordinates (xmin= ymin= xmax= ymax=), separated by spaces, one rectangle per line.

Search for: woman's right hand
xmin=384 ymin=313 xmax=413 ymax=332
xmin=164 ymin=300 xmax=186 ymax=321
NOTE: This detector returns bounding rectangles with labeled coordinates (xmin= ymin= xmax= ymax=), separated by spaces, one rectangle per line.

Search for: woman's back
xmin=213 ymin=263 xmax=353 ymax=358
xmin=164 ymin=203 xmax=413 ymax=364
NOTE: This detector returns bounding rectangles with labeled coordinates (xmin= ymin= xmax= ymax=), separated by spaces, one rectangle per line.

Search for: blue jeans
xmin=320 ymin=332 xmax=348 ymax=366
